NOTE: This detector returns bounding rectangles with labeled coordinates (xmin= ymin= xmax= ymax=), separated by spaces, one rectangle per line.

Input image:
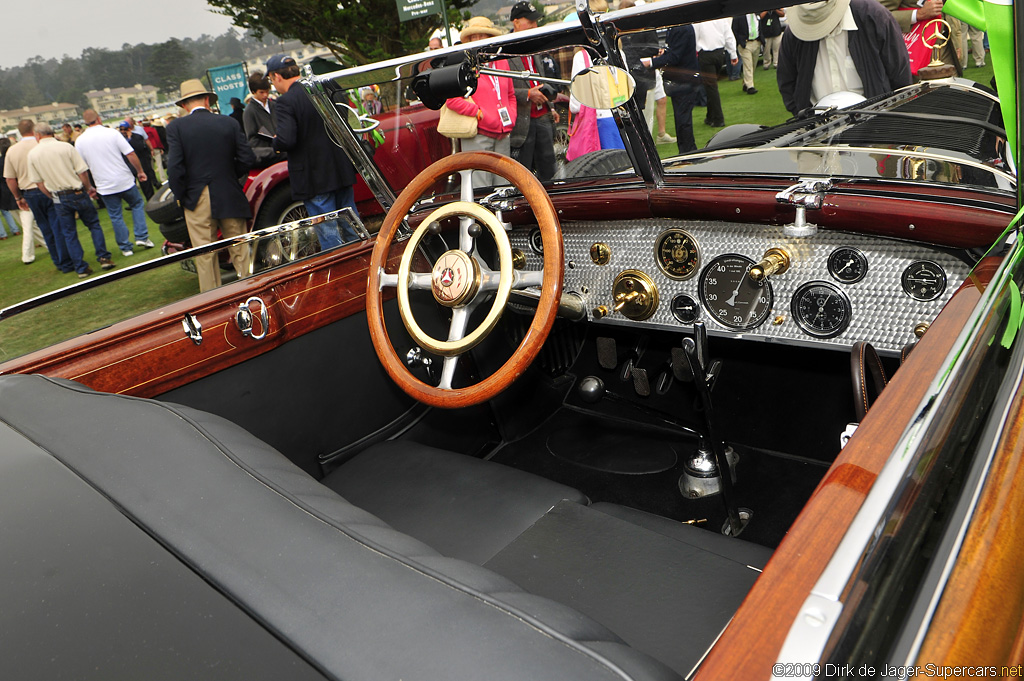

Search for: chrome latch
xmin=182 ymin=313 xmax=202 ymax=345
xmin=405 ymin=346 xmax=435 ymax=380
xmin=776 ymin=177 xmax=833 ymax=237
xmin=236 ymin=296 xmax=270 ymax=340
xmin=481 ymin=186 xmax=519 ymax=213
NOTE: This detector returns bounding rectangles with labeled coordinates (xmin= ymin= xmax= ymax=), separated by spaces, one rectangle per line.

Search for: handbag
xmin=437 ymin=99 xmax=478 ymax=139
xmin=566 ymin=106 xmax=601 ymax=162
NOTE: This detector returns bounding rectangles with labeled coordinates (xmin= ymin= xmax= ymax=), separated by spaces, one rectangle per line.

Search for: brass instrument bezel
xmin=612 ymin=269 xmax=660 ymax=321
xmin=654 ymin=228 xmax=701 ymax=281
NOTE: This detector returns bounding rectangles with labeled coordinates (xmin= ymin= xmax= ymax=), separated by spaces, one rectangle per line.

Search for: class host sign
xmin=396 ymin=0 xmax=441 ymax=22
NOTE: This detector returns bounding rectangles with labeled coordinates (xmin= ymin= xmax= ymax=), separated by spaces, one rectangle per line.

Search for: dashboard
xmin=511 ymin=220 xmax=971 ymax=356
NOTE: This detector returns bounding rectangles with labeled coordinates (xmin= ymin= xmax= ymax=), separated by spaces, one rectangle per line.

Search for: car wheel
xmin=557 ymin=149 xmax=632 ymax=179
xmin=253 ymin=183 xmax=307 ymax=230
xmin=146 ymin=182 xmax=184 ymax=225
xmin=158 ymin=218 xmax=190 ymax=245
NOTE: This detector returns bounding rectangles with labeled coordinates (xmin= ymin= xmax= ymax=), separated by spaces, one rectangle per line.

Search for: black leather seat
xmin=323 ymin=442 xmax=589 ymax=564
xmin=0 ymin=375 xmax=679 ymax=681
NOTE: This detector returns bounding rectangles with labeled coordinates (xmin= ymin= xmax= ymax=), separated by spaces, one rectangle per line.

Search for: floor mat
xmin=490 ymin=409 xmax=831 ymax=549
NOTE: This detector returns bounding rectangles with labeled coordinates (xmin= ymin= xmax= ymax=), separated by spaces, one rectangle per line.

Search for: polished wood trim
xmin=0 ymin=241 xmax=403 ymax=398
xmin=693 ymin=257 xmax=1002 ymax=681
xmin=367 ymin=152 xmax=563 ymax=409
xmin=916 ymin=357 xmax=1024 ymax=667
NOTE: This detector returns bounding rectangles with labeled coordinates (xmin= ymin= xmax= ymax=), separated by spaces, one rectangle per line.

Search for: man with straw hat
xmin=777 ymin=0 xmax=911 ymax=116
xmin=166 ymin=78 xmax=256 ymax=292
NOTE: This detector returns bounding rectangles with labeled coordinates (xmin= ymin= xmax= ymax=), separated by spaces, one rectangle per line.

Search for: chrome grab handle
xmin=236 ymin=296 xmax=270 ymax=340
xmin=182 ymin=313 xmax=203 ymax=345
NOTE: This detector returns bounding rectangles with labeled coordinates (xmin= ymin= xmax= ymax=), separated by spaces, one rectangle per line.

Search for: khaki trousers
xmin=18 ymin=209 xmax=48 ymax=264
xmin=739 ymin=39 xmax=761 ymax=89
xmin=184 ymin=186 xmax=249 ymax=292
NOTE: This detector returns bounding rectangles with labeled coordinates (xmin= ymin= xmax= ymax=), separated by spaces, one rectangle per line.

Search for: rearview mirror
xmin=570 ymin=65 xmax=635 ymax=110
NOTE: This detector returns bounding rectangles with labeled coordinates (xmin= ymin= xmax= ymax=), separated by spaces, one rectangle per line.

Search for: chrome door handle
xmin=236 ymin=296 xmax=270 ymax=340
xmin=182 ymin=312 xmax=203 ymax=345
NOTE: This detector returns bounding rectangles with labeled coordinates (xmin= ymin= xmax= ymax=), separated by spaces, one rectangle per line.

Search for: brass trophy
xmin=917 ymin=18 xmax=957 ymax=80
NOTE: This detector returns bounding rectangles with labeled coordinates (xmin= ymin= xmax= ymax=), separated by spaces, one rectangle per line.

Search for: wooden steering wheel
xmin=366 ymin=151 xmax=564 ymax=409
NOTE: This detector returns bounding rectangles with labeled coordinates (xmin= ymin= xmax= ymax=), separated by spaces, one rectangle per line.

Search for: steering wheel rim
xmin=366 ymin=151 xmax=563 ymax=409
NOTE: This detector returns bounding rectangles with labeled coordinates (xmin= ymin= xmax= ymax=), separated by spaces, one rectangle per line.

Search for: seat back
xmin=0 ymin=375 xmax=679 ymax=681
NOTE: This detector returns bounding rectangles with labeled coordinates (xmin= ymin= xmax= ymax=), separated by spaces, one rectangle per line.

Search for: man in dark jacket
xmin=509 ymin=2 xmax=560 ymax=182
xmin=118 ymin=122 xmax=155 ymax=200
xmin=644 ymin=24 xmax=700 ymax=154
xmin=166 ymin=78 xmax=256 ymax=292
xmin=777 ymin=0 xmax=912 ymax=116
xmin=268 ymin=54 xmax=358 ymax=248
xmin=243 ymin=70 xmax=284 ymax=168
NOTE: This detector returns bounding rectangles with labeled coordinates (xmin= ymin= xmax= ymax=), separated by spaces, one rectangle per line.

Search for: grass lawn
xmin=0 ymin=205 xmax=200 ymax=362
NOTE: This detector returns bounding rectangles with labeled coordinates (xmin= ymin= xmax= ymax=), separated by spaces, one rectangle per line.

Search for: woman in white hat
xmin=444 ymin=17 xmax=517 ymax=187
xmin=776 ymin=0 xmax=911 ymax=116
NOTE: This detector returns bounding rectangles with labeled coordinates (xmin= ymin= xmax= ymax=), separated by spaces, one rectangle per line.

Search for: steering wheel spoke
xmin=513 ymin=269 xmax=545 ymax=289
xmin=437 ymin=355 xmax=460 ymax=390
xmin=366 ymin=151 xmax=563 ymax=408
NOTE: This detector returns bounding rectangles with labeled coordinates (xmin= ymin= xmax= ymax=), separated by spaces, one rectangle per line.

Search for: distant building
xmin=243 ymin=40 xmax=336 ymax=76
xmin=0 ymin=102 xmax=81 ymax=129
xmin=84 ymin=84 xmax=159 ymax=115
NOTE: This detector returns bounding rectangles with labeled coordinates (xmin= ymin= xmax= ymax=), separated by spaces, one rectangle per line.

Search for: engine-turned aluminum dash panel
xmin=509 ymin=219 xmax=970 ymax=356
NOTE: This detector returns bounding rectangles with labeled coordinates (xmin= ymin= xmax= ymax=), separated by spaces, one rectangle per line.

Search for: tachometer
xmin=655 ymin=229 xmax=700 ymax=280
xmin=699 ymin=255 xmax=773 ymax=330
xmin=791 ymin=282 xmax=852 ymax=338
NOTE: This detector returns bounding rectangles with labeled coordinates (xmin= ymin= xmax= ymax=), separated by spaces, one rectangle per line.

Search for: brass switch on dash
xmin=748 ymin=248 xmax=791 ymax=283
xmin=612 ymin=270 xmax=659 ymax=321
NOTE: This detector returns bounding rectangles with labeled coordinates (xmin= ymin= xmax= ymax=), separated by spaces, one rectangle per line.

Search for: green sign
xmin=397 ymin=0 xmax=441 ymax=22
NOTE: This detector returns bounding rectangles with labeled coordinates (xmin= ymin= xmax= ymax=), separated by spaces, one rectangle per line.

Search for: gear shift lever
xmin=681 ymin=325 xmax=746 ymax=537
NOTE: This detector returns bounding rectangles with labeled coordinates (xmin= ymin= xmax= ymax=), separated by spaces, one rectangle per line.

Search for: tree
xmin=148 ymin=39 xmax=193 ymax=93
xmin=206 ymin=0 xmax=474 ymax=65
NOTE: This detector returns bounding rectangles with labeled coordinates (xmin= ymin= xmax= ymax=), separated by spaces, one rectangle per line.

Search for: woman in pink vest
xmin=445 ymin=17 xmax=517 ymax=187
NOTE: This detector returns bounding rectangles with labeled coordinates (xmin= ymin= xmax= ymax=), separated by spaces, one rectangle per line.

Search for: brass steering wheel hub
xmin=431 ymin=249 xmax=480 ymax=307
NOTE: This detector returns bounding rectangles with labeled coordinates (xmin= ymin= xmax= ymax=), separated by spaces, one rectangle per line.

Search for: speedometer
xmin=699 ymin=255 xmax=773 ymax=330
xmin=655 ymin=229 xmax=700 ymax=280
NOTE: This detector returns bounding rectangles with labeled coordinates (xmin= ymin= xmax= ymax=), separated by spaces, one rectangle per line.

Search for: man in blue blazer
xmin=166 ymin=79 xmax=256 ymax=292
xmin=268 ymin=54 xmax=359 ymax=249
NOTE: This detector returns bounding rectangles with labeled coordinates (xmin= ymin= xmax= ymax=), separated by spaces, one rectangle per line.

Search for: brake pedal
xmin=596 ymin=336 xmax=618 ymax=370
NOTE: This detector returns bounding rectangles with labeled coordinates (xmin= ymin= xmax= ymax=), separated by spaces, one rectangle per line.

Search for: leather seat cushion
xmin=485 ymin=500 xmax=769 ymax=677
xmin=323 ymin=441 xmax=589 ymax=564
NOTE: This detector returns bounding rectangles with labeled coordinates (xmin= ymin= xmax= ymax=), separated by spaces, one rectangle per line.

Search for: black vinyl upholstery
xmin=0 ymin=375 xmax=679 ymax=681
xmin=323 ymin=442 xmax=589 ymax=564
xmin=485 ymin=501 xmax=770 ymax=676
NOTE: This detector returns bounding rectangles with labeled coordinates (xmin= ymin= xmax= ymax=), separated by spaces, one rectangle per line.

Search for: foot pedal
xmin=670 ymin=347 xmax=693 ymax=382
xmin=596 ymin=336 xmax=618 ymax=370
xmin=631 ymin=367 xmax=651 ymax=397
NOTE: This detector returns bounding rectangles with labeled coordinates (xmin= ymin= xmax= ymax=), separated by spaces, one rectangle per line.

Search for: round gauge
xmin=670 ymin=294 xmax=701 ymax=324
xmin=528 ymin=228 xmax=544 ymax=254
xmin=699 ymin=255 xmax=774 ymax=330
xmin=655 ymin=229 xmax=700 ymax=280
xmin=901 ymin=260 xmax=947 ymax=301
xmin=827 ymin=247 xmax=868 ymax=284
xmin=791 ymin=282 xmax=852 ymax=338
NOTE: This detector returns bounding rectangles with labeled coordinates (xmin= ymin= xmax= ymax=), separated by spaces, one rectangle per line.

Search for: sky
xmin=0 ymin=0 xmax=238 ymax=70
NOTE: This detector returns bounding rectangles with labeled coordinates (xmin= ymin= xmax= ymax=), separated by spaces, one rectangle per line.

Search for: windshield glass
xmin=312 ymin=13 xmax=1009 ymax=197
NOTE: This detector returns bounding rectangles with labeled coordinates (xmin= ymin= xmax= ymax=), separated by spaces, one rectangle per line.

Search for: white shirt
xmin=694 ymin=18 xmax=738 ymax=60
xmin=809 ymin=7 xmax=864 ymax=105
xmin=75 ymin=124 xmax=137 ymax=195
